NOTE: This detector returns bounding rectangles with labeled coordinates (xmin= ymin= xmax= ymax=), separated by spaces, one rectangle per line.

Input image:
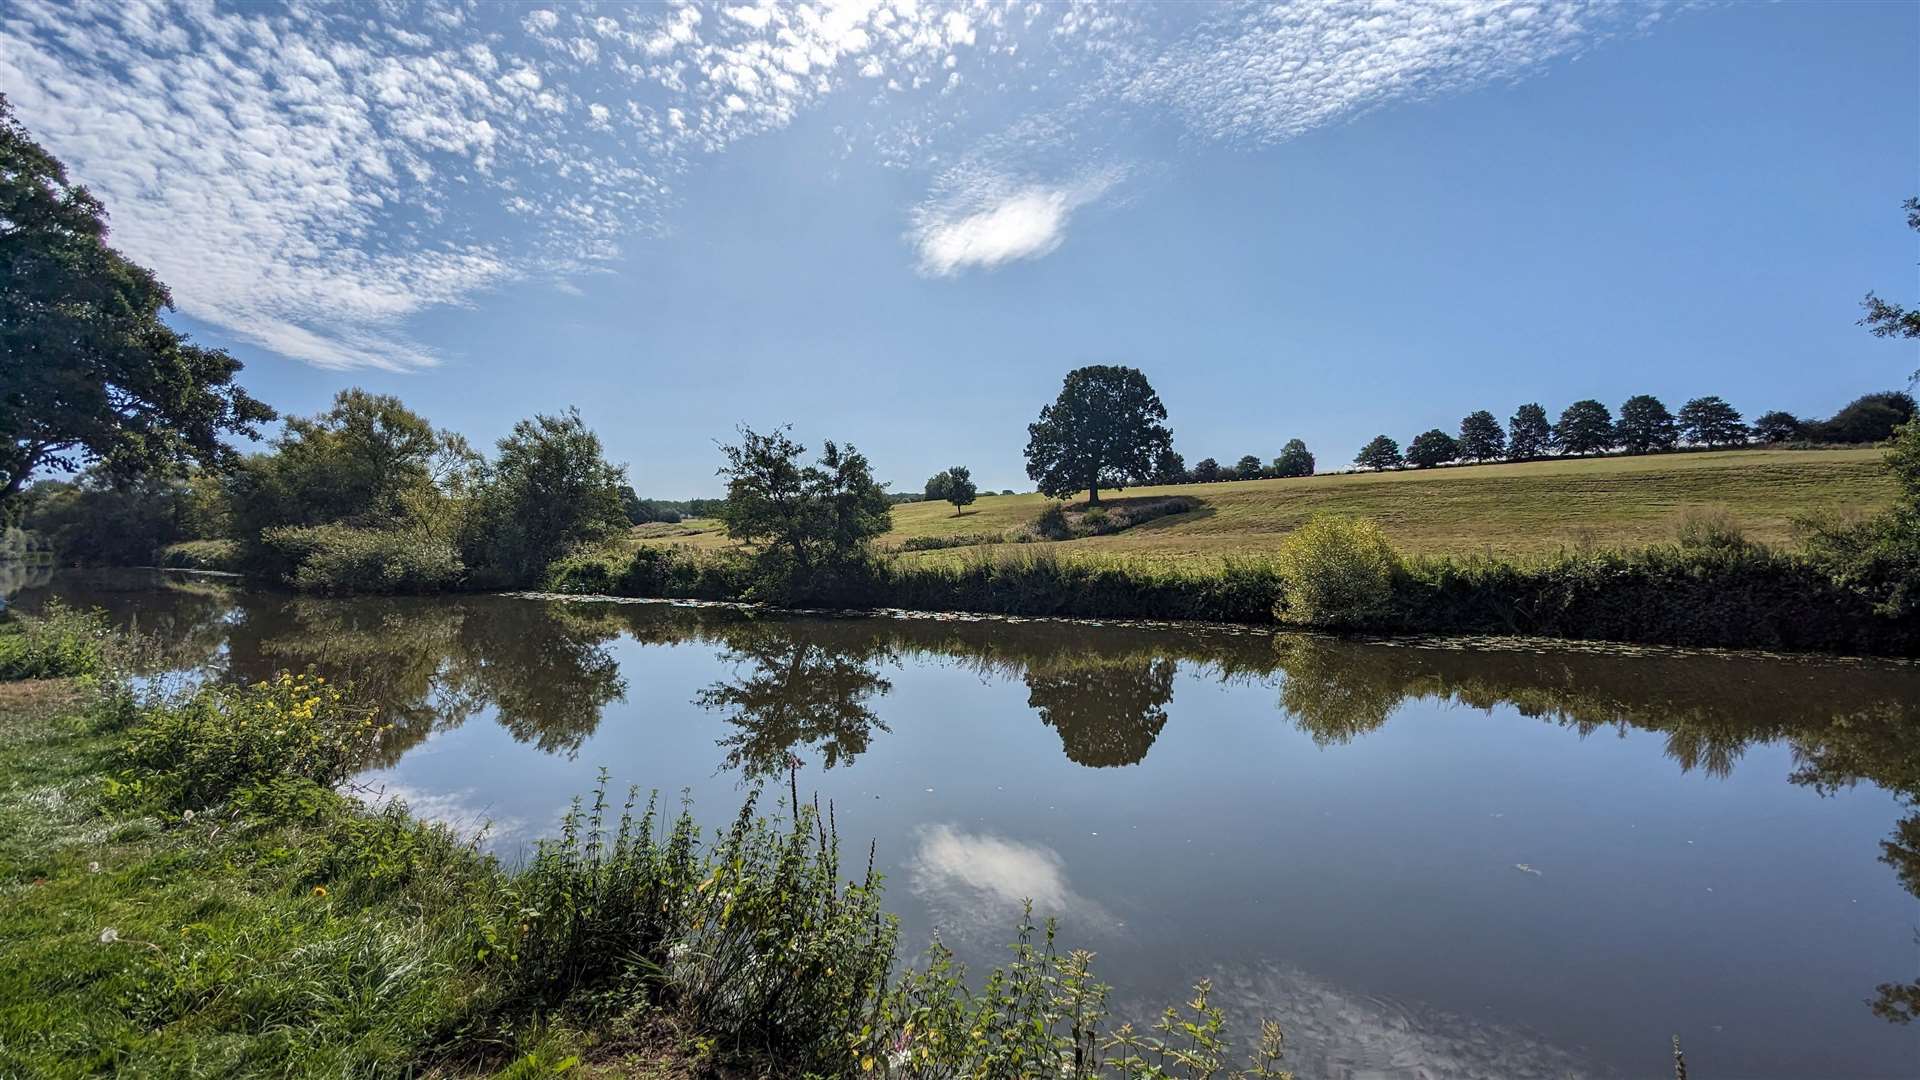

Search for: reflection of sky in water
xmin=18 ymin=574 xmax=1920 ymax=1079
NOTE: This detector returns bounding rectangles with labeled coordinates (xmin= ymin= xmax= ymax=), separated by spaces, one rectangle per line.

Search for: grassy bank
xmin=0 ymin=608 xmax=1294 ymax=1078
xmin=549 ymin=434 xmax=1920 ymax=657
xmin=637 ymin=448 xmax=1895 ymax=562
xmin=549 ymin=526 xmax=1919 ymax=657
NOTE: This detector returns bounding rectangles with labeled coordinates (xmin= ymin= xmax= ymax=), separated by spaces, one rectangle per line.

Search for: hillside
xmin=638 ymin=447 xmax=1897 ymax=563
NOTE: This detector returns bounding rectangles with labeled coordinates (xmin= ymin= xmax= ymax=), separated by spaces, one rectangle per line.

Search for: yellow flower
xmin=312 ymin=886 xmax=327 ymax=897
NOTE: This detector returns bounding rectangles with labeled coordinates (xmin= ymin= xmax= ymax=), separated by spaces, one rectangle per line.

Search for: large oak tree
xmin=1 ymin=95 xmax=272 ymax=509
xmin=1024 ymin=365 xmax=1173 ymax=504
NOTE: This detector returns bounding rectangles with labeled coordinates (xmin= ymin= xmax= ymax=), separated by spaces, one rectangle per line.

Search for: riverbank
xmin=0 ymin=608 xmax=1293 ymax=1079
xmin=546 ymin=532 xmax=1920 ymax=657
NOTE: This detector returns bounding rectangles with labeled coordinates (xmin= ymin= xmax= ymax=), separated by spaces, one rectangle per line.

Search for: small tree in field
xmin=1554 ymin=400 xmax=1615 ymax=456
xmin=1024 ymin=366 xmax=1174 ymax=505
xmin=1272 ymin=438 xmax=1315 ymax=477
xmin=1234 ymin=454 xmax=1265 ymax=480
xmin=1456 ymin=411 xmax=1505 ymax=462
xmin=1507 ymin=403 xmax=1552 ymax=459
xmin=1678 ymin=396 xmax=1748 ymax=448
xmin=1753 ymin=410 xmax=1804 ymax=444
xmin=923 ymin=470 xmax=951 ymax=504
xmin=936 ymin=465 xmax=977 ymax=514
xmin=1192 ymin=457 xmax=1223 ymax=483
xmin=1405 ymin=429 xmax=1459 ymax=469
xmin=1615 ymin=394 xmax=1679 ymax=454
xmin=1354 ymin=435 xmax=1402 ymax=471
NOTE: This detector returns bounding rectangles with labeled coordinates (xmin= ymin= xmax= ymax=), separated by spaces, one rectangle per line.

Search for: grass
xmin=0 ymin=609 xmax=1299 ymax=1078
xmin=637 ymin=448 xmax=1895 ymax=564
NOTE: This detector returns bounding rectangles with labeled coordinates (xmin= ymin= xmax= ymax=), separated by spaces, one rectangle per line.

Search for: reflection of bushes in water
xmin=696 ymin=621 xmax=895 ymax=779
xmin=1024 ymin=656 xmax=1176 ymax=767
xmin=1273 ymin=637 xmax=1408 ymax=744
xmin=246 ymin=596 xmax=627 ymax=763
xmin=0 ymin=557 xmax=55 ymax=599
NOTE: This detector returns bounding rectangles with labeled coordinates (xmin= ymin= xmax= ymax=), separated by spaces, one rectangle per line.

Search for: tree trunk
xmin=1086 ymin=482 xmax=1099 ymax=506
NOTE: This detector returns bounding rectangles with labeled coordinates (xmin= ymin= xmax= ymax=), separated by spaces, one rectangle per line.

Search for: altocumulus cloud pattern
xmin=0 ymin=0 xmax=1676 ymax=370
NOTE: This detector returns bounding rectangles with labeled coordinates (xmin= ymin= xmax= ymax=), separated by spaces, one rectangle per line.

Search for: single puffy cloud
xmin=909 ymin=167 xmax=1122 ymax=277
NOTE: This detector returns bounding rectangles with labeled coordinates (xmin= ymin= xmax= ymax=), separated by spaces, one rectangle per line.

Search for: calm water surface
xmin=18 ymin=570 xmax=1920 ymax=1079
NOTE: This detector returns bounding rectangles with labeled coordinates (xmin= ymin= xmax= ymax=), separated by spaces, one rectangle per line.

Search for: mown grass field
xmin=640 ymin=447 xmax=1897 ymax=564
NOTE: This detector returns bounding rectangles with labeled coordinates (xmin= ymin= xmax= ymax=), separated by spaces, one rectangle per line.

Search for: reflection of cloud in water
xmin=349 ymin=775 xmax=531 ymax=851
xmin=1196 ymin=960 xmax=1613 ymax=1080
xmin=908 ymin=825 xmax=1118 ymax=944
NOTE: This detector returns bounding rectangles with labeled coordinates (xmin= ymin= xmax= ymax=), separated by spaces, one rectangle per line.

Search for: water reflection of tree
xmin=244 ymin=596 xmax=627 ymax=762
xmin=696 ymin=621 xmax=894 ymax=780
xmin=1024 ymin=657 xmax=1176 ymax=767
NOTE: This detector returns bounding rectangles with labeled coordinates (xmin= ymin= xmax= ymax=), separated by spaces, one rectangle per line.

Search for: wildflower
xmin=87 ymin=861 xmax=100 ymax=874
xmin=98 ymin=928 xmax=119 ymax=944
xmin=311 ymin=885 xmax=328 ymax=898
xmin=182 ymin=809 xmax=195 ymax=823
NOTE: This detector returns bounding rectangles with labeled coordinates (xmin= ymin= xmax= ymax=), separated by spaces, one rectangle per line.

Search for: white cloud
xmin=910 ymin=167 xmax=1123 ymax=276
xmin=907 ymin=824 xmax=1119 ymax=945
xmin=0 ymin=0 xmax=1674 ymax=366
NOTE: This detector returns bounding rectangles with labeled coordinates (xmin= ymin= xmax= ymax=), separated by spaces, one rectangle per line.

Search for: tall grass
xmin=0 ymin=600 xmax=112 ymax=680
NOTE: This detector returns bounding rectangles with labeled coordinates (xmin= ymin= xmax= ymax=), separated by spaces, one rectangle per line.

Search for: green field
xmin=641 ymin=447 xmax=1897 ymax=563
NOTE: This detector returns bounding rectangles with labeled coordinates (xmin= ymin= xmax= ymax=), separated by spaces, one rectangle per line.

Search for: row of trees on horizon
xmin=1348 ymin=390 xmax=1916 ymax=473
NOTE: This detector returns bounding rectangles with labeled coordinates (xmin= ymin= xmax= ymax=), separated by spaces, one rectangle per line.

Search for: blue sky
xmin=5 ymin=1 xmax=1917 ymax=495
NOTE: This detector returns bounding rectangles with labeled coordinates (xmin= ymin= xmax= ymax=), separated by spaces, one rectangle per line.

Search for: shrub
xmin=157 ymin=538 xmax=243 ymax=572
xmin=119 ymin=671 xmax=386 ymax=808
xmin=543 ymin=544 xmax=752 ymax=601
xmin=0 ymin=601 xmax=111 ymax=680
xmin=1272 ymin=516 xmax=1401 ymax=627
xmin=1673 ymin=506 xmax=1750 ymax=553
xmin=1031 ymin=504 xmax=1073 ymax=540
xmin=898 ymin=532 xmax=1008 ymax=552
xmin=264 ymin=523 xmax=465 ymax=594
xmin=500 ymin=780 xmax=896 ymax=1072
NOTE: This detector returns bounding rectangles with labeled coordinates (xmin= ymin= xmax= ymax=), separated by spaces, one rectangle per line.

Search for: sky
xmin=4 ymin=0 xmax=1917 ymax=496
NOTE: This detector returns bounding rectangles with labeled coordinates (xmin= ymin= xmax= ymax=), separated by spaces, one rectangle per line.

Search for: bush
xmin=0 ymin=601 xmax=111 ymax=680
xmin=157 ymin=538 xmax=243 ymax=572
xmin=543 ymin=544 xmax=752 ymax=601
xmin=119 ymin=671 xmax=386 ymax=809
xmin=1272 ymin=516 xmax=1401 ymax=627
xmin=502 ymin=781 xmax=895 ymax=1071
xmin=263 ymin=523 xmax=465 ymax=594
xmin=897 ymin=532 xmax=1009 ymax=552
xmin=1673 ymin=506 xmax=1751 ymax=553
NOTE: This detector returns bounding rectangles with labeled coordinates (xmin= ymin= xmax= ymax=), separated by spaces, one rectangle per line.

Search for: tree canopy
xmin=1151 ymin=447 xmax=1187 ymax=485
xmin=1271 ymin=438 xmax=1315 ymax=478
xmin=228 ymin=389 xmax=474 ymax=544
xmin=1508 ymin=404 xmax=1551 ymax=459
xmin=1191 ymin=457 xmax=1222 ymax=483
xmin=1858 ymin=197 xmax=1920 ymax=362
xmin=717 ymin=425 xmax=891 ymax=574
xmin=1024 ymin=366 xmax=1174 ymax=504
xmin=1753 ymin=410 xmax=1803 ymax=444
xmin=1353 ymin=435 xmax=1402 ymax=471
xmin=1456 ymin=411 xmax=1505 ymax=462
xmin=1554 ymin=400 xmax=1615 ymax=456
xmin=1678 ymin=396 xmax=1748 ymax=448
xmin=1233 ymin=454 xmax=1264 ymax=479
xmin=1 ymin=94 xmax=274 ymax=508
xmin=1615 ymin=394 xmax=1679 ymax=454
xmin=1405 ymin=429 xmax=1459 ymax=469
xmin=926 ymin=465 xmax=977 ymax=514
xmin=464 ymin=408 xmax=629 ymax=585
